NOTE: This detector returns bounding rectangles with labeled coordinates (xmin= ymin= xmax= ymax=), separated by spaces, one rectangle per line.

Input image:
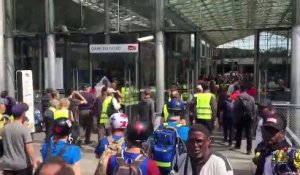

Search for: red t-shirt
xmin=247 ymin=88 xmax=257 ymax=97
xmin=230 ymin=91 xmax=240 ymax=101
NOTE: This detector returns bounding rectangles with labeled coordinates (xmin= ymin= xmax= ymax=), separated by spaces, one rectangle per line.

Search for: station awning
xmin=167 ymin=0 xmax=292 ymax=46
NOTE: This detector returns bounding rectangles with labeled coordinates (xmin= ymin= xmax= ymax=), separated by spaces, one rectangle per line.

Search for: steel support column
xmin=45 ymin=0 xmax=56 ymax=89
xmin=155 ymin=0 xmax=165 ymax=112
xmin=253 ymin=30 xmax=260 ymax=100
xmin=291 ymin=0 xmax=300 ymax=135
xmin=195 ymin=32 xmax=200 ymax=86
xmin=291 ymin=0 xmax=300 ymax=105
xmin=0 ymin=0 xmax=4 ymax=91
xmin=4 ymin=0 xmax=14 ymax=97
xmin=104 ymin=0 xmax=110 ymax=44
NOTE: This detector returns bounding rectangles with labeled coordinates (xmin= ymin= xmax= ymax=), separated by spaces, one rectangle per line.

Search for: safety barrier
xmin=273 ymin=104 xmax=300 ymax=147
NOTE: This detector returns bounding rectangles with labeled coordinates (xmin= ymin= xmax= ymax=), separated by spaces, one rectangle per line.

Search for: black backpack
xmin=235 ymin=96 xmax=252 ymax=120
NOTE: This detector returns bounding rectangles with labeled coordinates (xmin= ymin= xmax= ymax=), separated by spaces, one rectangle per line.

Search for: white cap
xmin=196 ymin=85 xmax=203 ymax=91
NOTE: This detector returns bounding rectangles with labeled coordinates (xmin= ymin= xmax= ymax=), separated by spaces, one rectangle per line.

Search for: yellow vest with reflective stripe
xmin=54 ymin=109 xmax=69 ymax=120
xmin=163 ymin=123 xmax=182 ymax=128
xmin=163 ymin=104 xmax=169 ymax=122
xmin=196 ymin=93 xmax=212 ymax=120
xmin=100 ymin=96 xmax=112 ymax=124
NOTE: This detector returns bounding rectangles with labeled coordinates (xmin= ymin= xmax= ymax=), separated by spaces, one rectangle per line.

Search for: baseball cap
xmin=256 ymin=98 xmax=272 ymax=108
xmin=196 ymin=85 xmax=203 ymax=91
xmin=12 ymin=103 xmax=29 ymax=117
xmin=262 ymin=114 xmax=285 ymax=131
xmin=81 ymin=83 xmax=91 ymax=90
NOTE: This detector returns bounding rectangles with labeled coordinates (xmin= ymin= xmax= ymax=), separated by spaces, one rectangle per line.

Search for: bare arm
xmin=72 ymin=162 xmax=81 ymax=175
xmin=25 ymin=143 xmax=39 ymax=169
xmin=74 ymin=91 xmax=87 ymax=104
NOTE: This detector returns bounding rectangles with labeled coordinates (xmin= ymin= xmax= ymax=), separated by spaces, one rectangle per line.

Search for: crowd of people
xmin=0 ymin=75 xmax=298 ymax=175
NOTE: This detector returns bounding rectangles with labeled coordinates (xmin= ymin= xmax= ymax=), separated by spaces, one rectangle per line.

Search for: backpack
xmin=235 ymin=96 xmax=252 ymax=120
xmin=112 ymin=152 xmax=146 ymax=175
xmin=94 ymin=136 xmax=125 ymax=175
xmin=152 ymin=125 xmax=182 ymax=174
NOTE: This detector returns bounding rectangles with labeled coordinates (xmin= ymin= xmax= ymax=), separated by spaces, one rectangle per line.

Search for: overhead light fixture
xmin=137 ymin=35 xmax=154 ymax=42
xmin=221 ymin=26 xmax=233 ymax=29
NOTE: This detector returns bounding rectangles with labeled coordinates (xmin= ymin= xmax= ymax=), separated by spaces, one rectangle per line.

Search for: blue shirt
xmin=108 ymin=152 xmax=149 ymax=175
xmin=95 ymin=135 xmax=126 ymax=156
xmin=41 ymin=139 xmax=81 ymax=165
xmin=164 ymin=122 xmax=190 ymax=142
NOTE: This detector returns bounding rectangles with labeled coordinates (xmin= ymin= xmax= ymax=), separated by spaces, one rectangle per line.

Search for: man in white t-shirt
xmin=175 ymin=124 xmax=233 ymax=175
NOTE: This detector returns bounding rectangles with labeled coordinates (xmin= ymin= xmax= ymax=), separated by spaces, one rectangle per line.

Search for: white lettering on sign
xmin=90 ymin=44 xmax=139 ymax=53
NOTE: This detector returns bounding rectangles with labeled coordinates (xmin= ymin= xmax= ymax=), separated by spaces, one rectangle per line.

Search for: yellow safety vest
xmin=163 ymin=104 xmax=169 ymax=122
xmin=196 ymin=93 xmax=212 ymax=120
xmin=100 ymin=96 xmax=112 ymax=124
xmin=54 ymin=109 xmax=69 ymax=120
xmin=0 ymin=114 xmax=6 ymax=128
xmin=121 ymin=87 xmax=129 ymax=106
xmin=9 ymin=115 xmax=14 ymax=122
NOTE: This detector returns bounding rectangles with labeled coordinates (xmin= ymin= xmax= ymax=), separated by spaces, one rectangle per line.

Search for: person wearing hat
xmin=189 ymin=85 xmax=203 ymax=124
xmin=253 ymin=114 xmax=291 ymax=175
xmin=255 ymin=98 xmax=274 ymax=147
xmin=40 ymin=118 xmax=81 ymax=175
xmin=175 ymin=124 xmax=233 ymax=175
xmin=78 ymin=84 xmax=95 ymax=145
xmin=98 ymin=88 xmax=120 ymax=140
xmin=1 ymin=103 xmax=39 ymax=175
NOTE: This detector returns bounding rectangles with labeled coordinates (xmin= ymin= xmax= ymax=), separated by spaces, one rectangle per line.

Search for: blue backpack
xmin=152 ymin=124 xmax=184 ymax=174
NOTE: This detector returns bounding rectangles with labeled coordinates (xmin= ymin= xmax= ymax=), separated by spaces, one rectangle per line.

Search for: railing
xmin=273 ymin=104 xmax=300 ymax=147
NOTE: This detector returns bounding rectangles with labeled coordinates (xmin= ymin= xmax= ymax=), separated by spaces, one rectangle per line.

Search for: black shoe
xmin=223 ymin=139 xmax=228 ymax=143
xmin=247 ymin=150 xmax=252 ymax=155
xmin=234 ymin=145 xmax=241 ymax=149
xmin=84 ymin=140 xmax=92 ymax=145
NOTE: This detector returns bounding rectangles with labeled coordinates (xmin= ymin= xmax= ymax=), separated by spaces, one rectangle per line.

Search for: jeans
xmin=195 ymin=118 xmax=213 ymax=133
xmin=235 ymin=118 xmax=252 ymax=151
xmin=223 ymin=117 xmax=233 ymax=145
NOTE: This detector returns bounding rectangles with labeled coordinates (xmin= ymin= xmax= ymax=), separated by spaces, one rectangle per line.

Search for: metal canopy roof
xmin=167 ymin=0 xmax=292 ymax=46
